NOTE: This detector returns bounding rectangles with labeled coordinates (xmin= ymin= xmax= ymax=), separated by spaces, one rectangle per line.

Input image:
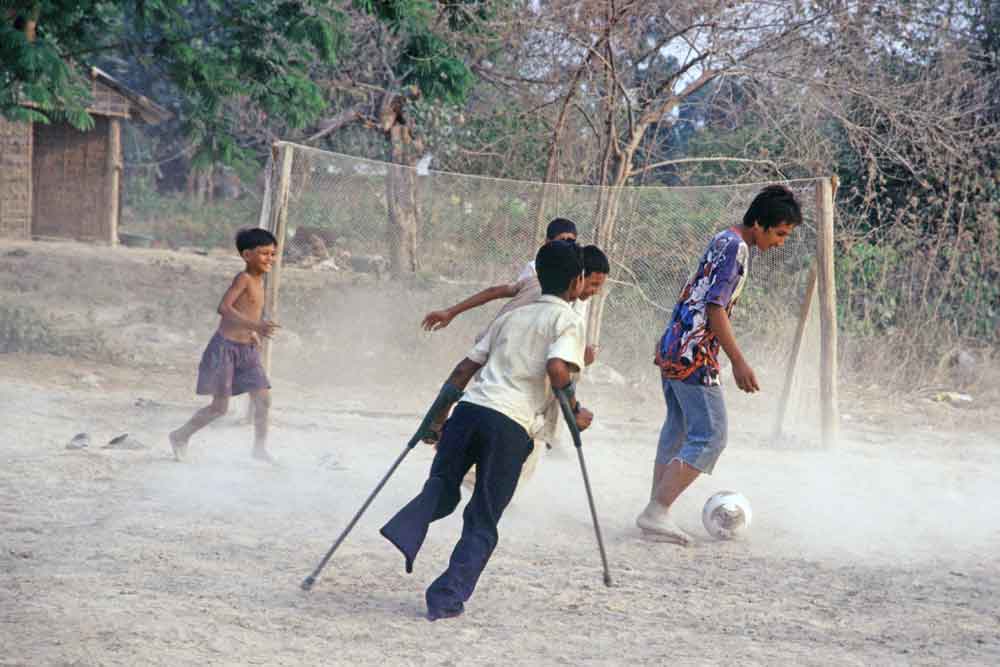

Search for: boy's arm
xmin=446 ymin=357 xmax=483 ymax=391
xmin=547 ymin=358 xmax=593 ymax=431
xmin=423 ymin=357 xmax=484 ymax=443
xmin=421 ymin=283 xmax=519 ymax=331
xmin=706 ymin=304 xmax=759 ymax=393
xmin=217 ymin=274 xmax=277 ymax=336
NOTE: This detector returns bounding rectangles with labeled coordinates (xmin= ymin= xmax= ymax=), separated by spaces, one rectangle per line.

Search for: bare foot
xmin=636 ymin=503 xmax=692 ymax=546
xmin=252 ymin=447 xmax=278 ymax=466
xmin=639 ymin=528 xmax=692 ymax=545
xmin=168 ymin=431 xmax=188 ymax=462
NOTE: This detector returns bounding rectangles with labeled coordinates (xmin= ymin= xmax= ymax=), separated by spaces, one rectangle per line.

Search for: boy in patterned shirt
xmin=636 ymin=185 xmax=802 ymax=545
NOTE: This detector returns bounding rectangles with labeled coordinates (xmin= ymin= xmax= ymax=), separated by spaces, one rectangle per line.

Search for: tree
xmin=2 ymin=1 xmax=346 ymax=167
xmin=511 ymin=1 xmax=832 ymax=342
xmin=290 ymin=0 xmax=488 ymax=276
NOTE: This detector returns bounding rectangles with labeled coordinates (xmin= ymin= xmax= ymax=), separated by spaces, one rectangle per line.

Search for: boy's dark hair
xmin=236 ymin=228 xmax=279 ymax=253
xmin=743 ymin=185 xmax=803 ymax=229
xmin=582 ymin=245 xmax=609 ymax=276
xmin=545 ymin=218 xmax=578 ymax=240
xmin=536 ymin=240 xmax=584 ymax=295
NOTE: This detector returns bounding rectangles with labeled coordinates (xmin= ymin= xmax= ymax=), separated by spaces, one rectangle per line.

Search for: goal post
xmin=256 ymin=141 xmax=839 ymax=448
xmin=816 ymin=175 xmax=839 ymax=447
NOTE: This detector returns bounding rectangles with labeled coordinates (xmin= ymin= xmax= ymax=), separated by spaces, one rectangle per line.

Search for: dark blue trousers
xmin=380 ymin=402 xmax=533 ymax=615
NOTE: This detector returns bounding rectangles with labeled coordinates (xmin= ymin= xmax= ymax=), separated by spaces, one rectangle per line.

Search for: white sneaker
xmin=636 ymin=502 xmax=692 ymax=546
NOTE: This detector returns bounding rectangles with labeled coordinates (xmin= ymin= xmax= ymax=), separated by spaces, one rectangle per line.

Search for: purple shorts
xmin=195 ymin=332 xmax=271 ymax=397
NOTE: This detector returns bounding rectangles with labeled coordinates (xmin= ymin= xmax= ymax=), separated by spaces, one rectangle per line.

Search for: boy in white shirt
xmin=380 ymin=240 xmax=594 ymax=621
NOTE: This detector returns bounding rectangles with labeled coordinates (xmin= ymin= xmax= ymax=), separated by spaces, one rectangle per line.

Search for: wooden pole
xmin=771 ymin=263 xmax=817 ymax=440
xmin=106 ymin=118 xmax=121 ymax=245
xmin=262 ymin=142 xmax=295 ymax=375
xmin=815 ymin=176 xmax=839 ymax=447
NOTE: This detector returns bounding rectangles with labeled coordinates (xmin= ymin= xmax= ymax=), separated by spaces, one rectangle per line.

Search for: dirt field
xmin=2 ymin=240 xmax=999 ymax=666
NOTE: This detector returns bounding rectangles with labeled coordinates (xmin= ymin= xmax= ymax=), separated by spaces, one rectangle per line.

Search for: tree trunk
xmin=24 ymin=3 xmax=39 ymax=41
xmin=186 ymin=167 xmax=214 ymax=205
xmin=586 ymin=68 xmax=720 ymax=345
xmin=386 ymin=122 xmax=420 ymax=276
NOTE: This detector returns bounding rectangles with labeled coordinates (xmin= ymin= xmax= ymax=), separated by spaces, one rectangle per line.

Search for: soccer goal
xmin=256 ymin=141 xmax=838 ymax=448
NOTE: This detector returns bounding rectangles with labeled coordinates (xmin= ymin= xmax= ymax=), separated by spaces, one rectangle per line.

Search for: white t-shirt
xmin=475 ymin=263 xmax=589 ymax=343
xmin=461 ymin=295 xmax=586 ymax=433
xmin=514 ymin=260 xmax=589 ymax=315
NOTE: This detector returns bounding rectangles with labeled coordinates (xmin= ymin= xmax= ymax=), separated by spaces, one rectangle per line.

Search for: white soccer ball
xmin=702 ymin=491 xmax=752 ymax=540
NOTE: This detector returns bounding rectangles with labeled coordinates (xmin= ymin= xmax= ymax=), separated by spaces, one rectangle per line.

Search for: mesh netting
xmin=261 ymin=143 xmax=826 ymax=445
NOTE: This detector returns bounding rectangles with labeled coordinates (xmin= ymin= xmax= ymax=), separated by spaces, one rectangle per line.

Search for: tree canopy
xmin=1 ymin=0 xmax=478 ymax=164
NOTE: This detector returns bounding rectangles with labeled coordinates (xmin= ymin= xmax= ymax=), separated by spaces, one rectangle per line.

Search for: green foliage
xmin=2 ymin=1 xmax=349 ymax=164
xmin=0 ymin=1 xmax=105 ymax=129
xmin=398 ymin=32 xmax=474 ymax=105
xmin=355 ymin=0 xmax=434 ymax=29
xmin=353 ymin=0 xmax=477 ymax=106
xmin=122 ymin=189 xmax=259 ymax=249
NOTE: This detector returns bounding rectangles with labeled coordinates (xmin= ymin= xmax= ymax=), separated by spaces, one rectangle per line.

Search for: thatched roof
xmin=89 ymin=67 xmax=171 ymax=124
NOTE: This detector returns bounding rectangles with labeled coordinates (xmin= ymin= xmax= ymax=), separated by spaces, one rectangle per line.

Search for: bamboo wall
xmin=0 ymin=117 xmax=33 ymax=239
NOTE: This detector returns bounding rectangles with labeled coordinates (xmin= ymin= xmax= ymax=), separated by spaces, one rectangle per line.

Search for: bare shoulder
xmin=231 ymin=271 xmax=252 ymax=286
xmin=220 ymin=271 xmax=249 ymax=294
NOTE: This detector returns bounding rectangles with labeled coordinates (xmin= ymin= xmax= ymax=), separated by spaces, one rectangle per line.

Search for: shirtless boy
xmin=169 ymin=228 xmax=280 ymax=463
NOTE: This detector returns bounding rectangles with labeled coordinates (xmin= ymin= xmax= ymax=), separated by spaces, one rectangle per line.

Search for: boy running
xmin=169 ymin=228 xmax=280 ymax=464
xmin=381 ymin=240 xmax=594 ymax=621
xmin=636 ymin=185 xmax=802 ymax=545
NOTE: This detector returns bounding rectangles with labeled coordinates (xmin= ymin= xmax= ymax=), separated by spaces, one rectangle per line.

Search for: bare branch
xmin=628 ymin=156 xmax=782 ymax=177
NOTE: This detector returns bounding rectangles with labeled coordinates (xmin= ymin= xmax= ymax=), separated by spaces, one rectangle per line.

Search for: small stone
xmin=103 ymin=433 xmax=147 ymax=450
xmin=66 ymin=433 xmax=90 ymax=450
xmin=5 ymin=248 xmax=29 ymax=258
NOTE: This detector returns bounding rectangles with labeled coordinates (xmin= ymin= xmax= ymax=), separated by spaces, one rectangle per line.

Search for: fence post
xmin=262 ymin=142 xmax=295 ymax=375
xmin=815 ymin=176 xmax=839 ymax=447
xmin=106 ymin=118 xmax=122 ymax=245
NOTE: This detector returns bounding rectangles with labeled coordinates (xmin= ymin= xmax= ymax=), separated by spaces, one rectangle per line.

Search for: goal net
xmin=259 ymin=142 xmax=834 ymax=447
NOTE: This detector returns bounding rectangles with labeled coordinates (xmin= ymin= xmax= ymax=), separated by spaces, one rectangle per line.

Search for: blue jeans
xmin=380 ymin=402 xmax=533 ymax=616
xmin=656 ymin=378 xmax=727 ymax=474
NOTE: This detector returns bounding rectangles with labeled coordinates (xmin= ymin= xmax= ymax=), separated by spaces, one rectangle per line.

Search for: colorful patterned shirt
xmin=655 ymin=228 xmax=749 ymax=386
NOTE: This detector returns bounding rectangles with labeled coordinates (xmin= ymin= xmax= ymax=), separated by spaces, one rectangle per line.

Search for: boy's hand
xmin=249 ymin=331 xmax=262 ymax=347
xmin=584 ymin=345 xmax=599 ymax=366
xmin=256 ymin=320 xmax=280 ymax=338
xmin=575 ymin=407 xmax=594 ymax=431
xmin=732 ymin=359 xmax=760 ymax=393
xmin=421 ymin=420 xmax=444 ymax=445
xmin=421 ymin=310 xmax=453 ymax=331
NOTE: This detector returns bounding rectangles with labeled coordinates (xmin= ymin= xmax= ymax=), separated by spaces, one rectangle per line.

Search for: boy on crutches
xmin=380 ymin=240 xmax=593 ymax=621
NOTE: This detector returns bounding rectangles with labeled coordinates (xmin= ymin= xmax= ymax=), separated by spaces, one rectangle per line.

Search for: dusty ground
xmin=2 ymin=240 xmax=999 ymax=666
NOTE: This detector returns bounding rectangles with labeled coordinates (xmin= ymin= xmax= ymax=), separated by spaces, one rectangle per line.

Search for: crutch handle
xmin=409 ymin=382 xmax=464 ymax=447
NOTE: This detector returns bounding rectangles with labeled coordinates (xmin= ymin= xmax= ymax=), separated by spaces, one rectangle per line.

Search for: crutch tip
xmin=603 ymin=573 xmax=613 ymax=587
xmin=300 ymin=576 xmax=316 ymax=591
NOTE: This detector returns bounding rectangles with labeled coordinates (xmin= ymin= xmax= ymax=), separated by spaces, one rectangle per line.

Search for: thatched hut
xmin=0 ymin=67 xmax=170 ymax=244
